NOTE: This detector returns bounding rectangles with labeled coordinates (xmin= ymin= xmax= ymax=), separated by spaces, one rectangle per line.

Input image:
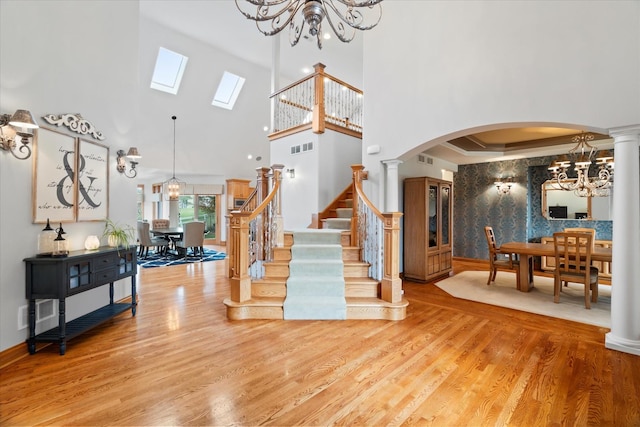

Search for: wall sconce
xmin=0 ymin=109 xmax=39 ymax=160
xmin=286 ymin=168 xmax=295 ymax=179
xmin=116 ymin=147 xmax=141 ymax=178
xmin=495 ymin=177 xmax=514 ymax=194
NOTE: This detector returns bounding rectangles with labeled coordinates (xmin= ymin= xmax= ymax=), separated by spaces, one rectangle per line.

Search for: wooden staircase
xmin=224 ymin=165 xmax=407 ymax=321
xmin=224 ymin=229 xmax=408 ymax=320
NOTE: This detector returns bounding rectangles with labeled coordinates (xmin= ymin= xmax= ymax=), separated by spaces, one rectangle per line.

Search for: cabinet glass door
xmin=441 ymin=185 xmax=450 ymax=246
xmin=428 ymin=185 xmax=438 ymax=247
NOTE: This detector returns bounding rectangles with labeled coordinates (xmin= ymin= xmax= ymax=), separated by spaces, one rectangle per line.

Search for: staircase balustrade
xmin=228 ymin=165 xmax=284 ymax=302
xmin=269 ymin=63 xmax=363 ymax=140
xmin=351 ymin=165 xmax=404 ymax=303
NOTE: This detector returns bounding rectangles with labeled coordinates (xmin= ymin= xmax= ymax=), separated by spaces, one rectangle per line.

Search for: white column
xmin=169 ymin=200 xmax=179 ymax=227
xmin=382 ymin=159 xmax=403 ymax=212
xmin=605 ymin=124 xmax=640 ymax=356
xmin=270 ymin=35 xmax=280 ymax=134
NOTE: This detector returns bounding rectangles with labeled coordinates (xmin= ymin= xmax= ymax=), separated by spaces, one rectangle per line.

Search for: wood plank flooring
xmin=1 ymin=251 xmax=639 ymax=426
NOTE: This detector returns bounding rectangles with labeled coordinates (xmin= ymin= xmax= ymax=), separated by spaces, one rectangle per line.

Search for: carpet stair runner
xmin=223 ymin=191 xmax=408 ymax=320
xmin=283 ymin=230 xmax=346 ymax=320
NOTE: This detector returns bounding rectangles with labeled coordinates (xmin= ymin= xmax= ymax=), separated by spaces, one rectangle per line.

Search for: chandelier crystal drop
xmin=235 ymin=0 xmax=383 ymax=49
xmin=547 ymin=132 xmax=614 ymax=197
xmin=164 ymin=115 xmax=184 ymax=201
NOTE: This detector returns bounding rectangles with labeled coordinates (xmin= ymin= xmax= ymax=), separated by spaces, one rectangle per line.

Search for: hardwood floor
xmin=1 ymin=250 xmax=638 ymax=426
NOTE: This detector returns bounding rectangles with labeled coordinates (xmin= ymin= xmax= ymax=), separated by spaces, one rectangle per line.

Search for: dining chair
xmin=152 ymin=219 xmax=170 ymax=229
xmin=562 ymin=227 xmax=596 ymax=287
xmin=484 ymin=226 xmax=520 ymax=286
xmin=552 ymin=231 xmax=599 ymax=309
xmin=175 ymin=221 xmax=206 ymax=260
xmin=137 ymin=221 xmax=169 ymax=259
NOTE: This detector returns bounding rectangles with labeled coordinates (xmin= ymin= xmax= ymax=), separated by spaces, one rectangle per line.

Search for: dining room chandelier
xmin=164 ymin=115 xmax=185 ymax=201
xmin=234 ymin=0 xmax=383 ymax=49
xmin=547 ymin=132 xmax=614 ymax=197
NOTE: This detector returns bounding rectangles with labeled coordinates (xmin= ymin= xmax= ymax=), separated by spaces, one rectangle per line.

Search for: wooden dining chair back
xmin=484 ymin=226 xmax=520 ymax=286
xmin=137 ymin=221 xmax=169 ymax=259
xmin=562 ymin=227 xmax=596 ymax=288
xmin=553 ymin=231 xmax=599 ymax=309
xmin=175 ymin=221 xmax=206 ymax=259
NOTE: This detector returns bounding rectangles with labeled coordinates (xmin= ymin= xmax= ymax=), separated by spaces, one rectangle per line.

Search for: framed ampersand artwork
xmin=76 ymin=138 xmax=109 ymax=221
xmin=32 ymin=127 xmax=110 ymax=223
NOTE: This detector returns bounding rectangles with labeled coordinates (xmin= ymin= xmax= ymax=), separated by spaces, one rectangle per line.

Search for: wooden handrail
xmin=228 ymin=165 xmax=284 ymax=302
xmin=350 ymin=165 xmax=403 ymax=303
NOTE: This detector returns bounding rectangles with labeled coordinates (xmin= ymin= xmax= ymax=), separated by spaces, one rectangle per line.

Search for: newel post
xmin=229 ymin=211 xmax=252 ymax=302
xmin=312 ymin=63 xmax=326 ymax=134
xmin=381 ymin=212 xmax=403 ymax=303
xmin=271 ymin=164 xmax=285 ymax=247
xmin=350 ymin=164 xmax=365 ymax=247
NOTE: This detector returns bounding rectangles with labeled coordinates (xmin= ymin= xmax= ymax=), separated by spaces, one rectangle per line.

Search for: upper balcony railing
xmin=269 ymin=63 xmax=363 ymax=140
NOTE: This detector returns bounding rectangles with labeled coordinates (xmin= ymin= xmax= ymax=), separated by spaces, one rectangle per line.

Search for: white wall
xmin=271 ymin=129 xmax=361 ymax=230
xmin=0 ymin=0 xmax=140 ymax=351
xmin=137 ymin=16 xmax=273 ymax=184
xmin=362 ymin=1 xmax=640 ymax=206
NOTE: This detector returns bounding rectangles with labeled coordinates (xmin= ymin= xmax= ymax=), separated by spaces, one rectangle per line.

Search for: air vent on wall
xmin=291 ymin=142 xmax=314 ymax=155
xmin=417 ymin=154 xmax=434 ymax=165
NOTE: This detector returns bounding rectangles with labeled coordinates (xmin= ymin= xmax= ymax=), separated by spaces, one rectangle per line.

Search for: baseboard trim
xmin=0 ymin=342 xmax=35 ymax=369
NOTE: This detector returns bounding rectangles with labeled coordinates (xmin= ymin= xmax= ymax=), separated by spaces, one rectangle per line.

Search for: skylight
xmin=212 ymin=71 xmax=245 ymax=110
xmin=150 ymin=47 xmax=188 ymax=95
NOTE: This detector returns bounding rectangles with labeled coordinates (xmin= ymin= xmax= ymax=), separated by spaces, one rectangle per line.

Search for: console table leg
xmin=27 ymin=299 xmax=36 ymax=355
xmin=58 ymin=299 xmax=66 ymax=355
xmin=131 ymin=275 xmax=137 ymax=316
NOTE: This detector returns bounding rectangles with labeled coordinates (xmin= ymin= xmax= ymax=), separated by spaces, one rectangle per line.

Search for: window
xmin=150 ymin=47 xmax=188 ymax=95
xmin=212 ymin=71 xmax=245 ymax=110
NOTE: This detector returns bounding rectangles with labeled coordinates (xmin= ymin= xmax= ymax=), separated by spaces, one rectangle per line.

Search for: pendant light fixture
xmin=164 ymin=115 xmax=184 ymax=201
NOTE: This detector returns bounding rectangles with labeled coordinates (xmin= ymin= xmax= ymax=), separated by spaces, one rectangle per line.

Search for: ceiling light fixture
xmin=234 ymin=0 xmax=383 ymax=49
xmin=547 ymin=132 xmax=614 ymax=197
xmin=164 ymin=116 xmax=184 ymax=201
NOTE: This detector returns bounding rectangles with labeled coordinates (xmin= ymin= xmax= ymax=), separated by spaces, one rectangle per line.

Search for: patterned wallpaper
xmin=453 ymin=154 xmax=613 ymax=260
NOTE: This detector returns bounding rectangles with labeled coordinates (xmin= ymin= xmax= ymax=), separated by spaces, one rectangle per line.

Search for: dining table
xmin=499 ymin=241 xmax=613 ymax=292
xmin=150 ymin=227 xmax=184 ymax=255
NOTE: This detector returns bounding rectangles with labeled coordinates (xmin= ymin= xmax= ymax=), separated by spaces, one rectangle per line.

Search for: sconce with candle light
xmin=286 ymin=168 xmax=295 ymax=179
xmin=494 ymin=177 xmax=514 ymax=195
xmin=0 ymin=109 xmax=39 ymax=160
xmin=116 ymin=147 xmax=141 ymax=178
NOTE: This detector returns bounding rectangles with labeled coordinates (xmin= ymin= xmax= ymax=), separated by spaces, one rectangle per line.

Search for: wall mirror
xmin=541 ymin=180 xmax=612 ymax=220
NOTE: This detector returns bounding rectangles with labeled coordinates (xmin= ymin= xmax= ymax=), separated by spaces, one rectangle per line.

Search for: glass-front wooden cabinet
xmin=403 ymin=177 xmax=453 ymax=282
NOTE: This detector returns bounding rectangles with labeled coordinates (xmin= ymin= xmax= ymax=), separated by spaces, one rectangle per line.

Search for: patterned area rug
xmin=137 ymin=248 xmax=226 ymax=268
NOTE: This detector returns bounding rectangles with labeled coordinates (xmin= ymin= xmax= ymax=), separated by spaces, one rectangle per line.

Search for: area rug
xmin=434 ymin=271 xmax=611 ymax=328
xmin=137 ymin=248 xmax=226 ymax=268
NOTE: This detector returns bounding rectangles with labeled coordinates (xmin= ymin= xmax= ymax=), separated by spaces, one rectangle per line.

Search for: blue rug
xmin=137 ymin=248 xmax=226 ymax=268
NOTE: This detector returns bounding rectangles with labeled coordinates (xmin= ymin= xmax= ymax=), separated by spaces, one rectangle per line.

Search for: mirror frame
xmin=541 ymin=179 xmax=594 ymax=220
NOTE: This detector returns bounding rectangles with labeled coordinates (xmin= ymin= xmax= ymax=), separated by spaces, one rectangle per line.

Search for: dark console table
xmin=24 ymin=246 xmax=137 ymax=355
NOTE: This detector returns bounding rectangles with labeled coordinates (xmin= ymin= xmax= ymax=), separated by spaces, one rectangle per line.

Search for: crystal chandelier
xmin=164 ymin=115 xmax=184 ymax=201
xmin=547 ymin=132 xmax=614 ymax=197
xmin=234 ymin=0 xmax=383 ymax=49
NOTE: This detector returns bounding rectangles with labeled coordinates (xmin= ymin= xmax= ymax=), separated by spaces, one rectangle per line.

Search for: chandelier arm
xmin=331 ymin=0 xmax=383 ymax=6
xmin=235 ymin=0 xmax=301 ymax=23
xmin=323 ymin=0 xmax=382 ymax=31
xmin=288 ymin=9 xmax=307 ymax=46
